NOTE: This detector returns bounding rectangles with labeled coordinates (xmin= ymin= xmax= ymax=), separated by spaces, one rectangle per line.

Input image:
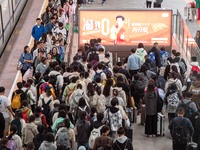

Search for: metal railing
xmin=173 ymin=9 xmax=200 ymax=64
xmin=0 ymin=0 xmax=28 ymax=57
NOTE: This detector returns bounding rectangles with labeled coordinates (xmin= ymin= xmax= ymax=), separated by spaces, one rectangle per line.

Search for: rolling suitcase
xmin=140 ymin=105 xmax=146 ymax=125
xmin=187 ymin=142 xmax=198 ymax=150
xmin=126 ymin=107 xmax=137 ymax=123
xmin=125 ymin=128 xmax=133 ymax=141
xmin=157 ymin=113 xmax=165 ymax=136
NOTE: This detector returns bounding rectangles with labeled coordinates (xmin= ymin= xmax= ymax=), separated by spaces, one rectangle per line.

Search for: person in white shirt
xmin=0 ymin=87 xmax=15 ymax=137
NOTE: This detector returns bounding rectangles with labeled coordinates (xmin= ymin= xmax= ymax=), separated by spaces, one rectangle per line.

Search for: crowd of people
xmin=2 ymin=0 xmax=200 ymax=150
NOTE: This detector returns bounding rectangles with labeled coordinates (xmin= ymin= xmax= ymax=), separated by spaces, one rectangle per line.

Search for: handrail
xmin=7 ymin=0 xmax=48 ymax=100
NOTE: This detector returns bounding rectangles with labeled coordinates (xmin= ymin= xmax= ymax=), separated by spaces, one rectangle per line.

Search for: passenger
xmin=31 ymin=18 xmax=46 ymax=42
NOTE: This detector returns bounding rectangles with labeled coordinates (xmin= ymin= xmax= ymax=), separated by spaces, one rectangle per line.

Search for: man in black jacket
xmin=148 ymin=42 xmax=161 ymax=68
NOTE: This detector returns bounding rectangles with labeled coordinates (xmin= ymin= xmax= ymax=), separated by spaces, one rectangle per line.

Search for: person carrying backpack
xmin=169 ymin=107 xmax=194 ymax=150
xmin=176 ymin=92 xmax=197 ymax=119
xmin=113 ymin=127 xmax=133 ymax=150
xmin=160 ymin=47 xmax=170 ymax=67
xmin=34 ymin=106 xmax=48 ymax=127
xmin=165 ymin=83 xmax=181 ymax=123
xmin=93 ymin=63 xmax=107 ymax=82
xmin=33 ymin=125 xmax=45 ymax=150
xmin=11 ymin=82 xmax=27 ymax=111
xmin=93 ymin=125 xmax=113 ymax=150
xmin=148 ymin=42 xmax=161 ymax=68
xmin=38 ymin=86 xmax=53 ymax=124
xmin=55 ymin=118 xmax=71 ymax=150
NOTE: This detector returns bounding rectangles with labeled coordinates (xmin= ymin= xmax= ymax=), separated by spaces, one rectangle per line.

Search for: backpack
xmin=34 ymin=114 xmax=43 ymax=126
xmin=178 ymin=59 xmax=186 ymax=73
xmin=56 ymin=127 xmax=69 ymax=150
xmin=103 ymin=67 xmax=112 ymax=76
xmin=149 ymin=52 xmax=156 ymax=64
xmin=167 ymin=92 xmax=179 ymax=109
xmin=11 ymin=92 xmax=22 ymax=109
xmin=172 ymin=119 xmax=188 ymax=144
xmin=191 ymin=65 xmax=200 ymax=73
xmin=177 ymin=101 xmax=193 ymax=118
xmin=161 ymin=51 xmax=169 ymax=67
xmin=89 ymin=51 xmax=99 ymax=62
xmin=7 ymin=139 xmax=17 ymax=150
xmin=89 ymin=126 xmax=103 ymax=149
xmin=49 ymin=74 xmax=60 ymax=86
xmin=147 ymin=61 xmax=157 ymax=73
xmin=66 ymin=85 xmax=76 ymax=102
xmin=22 ymin=108 xmax=30 ymax=123
xmin=115 ymin=139 xmax=129 ymax=150
xmin=93 ymin=71 xmax=103 ymax=81
xmin=41 ymin=99 xmax=52 ymax=117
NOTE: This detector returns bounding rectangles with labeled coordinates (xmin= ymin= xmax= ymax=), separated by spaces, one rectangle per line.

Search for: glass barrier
xmin=173 ymin=9 xmax=200 ymax=64
xmin=0 ymin=0 xmax=27 ymax=55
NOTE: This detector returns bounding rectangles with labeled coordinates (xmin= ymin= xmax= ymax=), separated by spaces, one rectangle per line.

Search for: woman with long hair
xmin=144 ymin=82 xmax=158 ymax=137
xmin=103 ymin=78 xmax=113 ymax=107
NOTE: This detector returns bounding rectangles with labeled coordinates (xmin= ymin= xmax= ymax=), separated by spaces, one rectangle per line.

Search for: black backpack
xmin=42 ymin=99 xmax=52 ymax=117
xmin=177 ymin=101 xmax=193 ymax=118
xmin=49 ymin=74 xmax=60 ymax=86
xmin=172 ymin=119 xmax=187 ymax=144
xmin=89 ymin=51 xmax=99 ymax=62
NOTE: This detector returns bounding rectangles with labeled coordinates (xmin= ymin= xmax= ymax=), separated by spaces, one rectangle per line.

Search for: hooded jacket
xmin=136 ymin=48 xmax=147 ymax=64
xmin=48 ymin=70 xmax=64 ymax=91
xmin=103 ymin=107 xmax=122 ymax=131
xmin=189 ymin=81 xmax=200 ymax=104
xmin=22 ymin=122 xmax=38 ymax=145
xmin=113 ymin=135 xmax=133 ymax=150
xmin=165 ymin=78 xmax=182 ymax=95
xmin=144 ymin=92 xmax=157 ymax=115
xmin=76 ymin=119 xmax=90 ymax=144
xmin=38 ymin=141 xmax=56 ymax=150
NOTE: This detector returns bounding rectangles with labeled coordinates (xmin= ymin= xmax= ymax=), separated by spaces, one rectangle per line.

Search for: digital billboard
xmin=79 ymin=10 xmax=172 ymax=46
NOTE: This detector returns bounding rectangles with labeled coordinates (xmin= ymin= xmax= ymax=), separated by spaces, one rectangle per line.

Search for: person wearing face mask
xmin=35 ymin=57 xmax=49 ymax=75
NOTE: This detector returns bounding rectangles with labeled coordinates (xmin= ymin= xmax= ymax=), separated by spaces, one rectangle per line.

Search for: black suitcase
xmin=125 ymin=128 xmax=133 ymax=141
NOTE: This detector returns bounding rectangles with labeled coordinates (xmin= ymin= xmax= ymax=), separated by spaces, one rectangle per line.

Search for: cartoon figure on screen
xmin=110 ymin=15 xmax=126 ymax=45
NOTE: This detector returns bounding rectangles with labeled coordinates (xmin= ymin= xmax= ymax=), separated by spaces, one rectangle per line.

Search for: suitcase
xmin=157 ymin=113 xmax=165 ymax=136
xmin=126 ymin=107 xmax=137 ymax=123
xmin=187 ymin=142 xmax=198 ymax=150
xmin=125 ymin=128 xmax=133 ymax=141
xmin=140 ymin=105 xmax=146 ymax=125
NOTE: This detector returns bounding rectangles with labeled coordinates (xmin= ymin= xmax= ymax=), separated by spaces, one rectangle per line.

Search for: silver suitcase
xmin=157 ymin=113 xmax=165 ymax=136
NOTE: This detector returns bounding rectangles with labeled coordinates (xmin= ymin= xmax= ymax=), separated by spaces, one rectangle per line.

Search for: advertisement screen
xmin=79 ymin=10 xmax=172 ymax=46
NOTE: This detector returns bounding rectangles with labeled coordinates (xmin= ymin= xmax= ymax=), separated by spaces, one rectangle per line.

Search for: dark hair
xmin=197 ymin=74 xmax=200 ymax=81
xmin=44 ymin=132 xmax=55 ymax=142
xmin=147 ymin=82 xmax=155 ymax=93
xmin=15 ymin=109 xmax=23 ymax=118
xmin=103 ymin=79 xmax=113 ymax=97
xmin=191 ymin=56 xmax=197 ymax=62
xmin=43 ymin=75 xmax=50 ymax=82
xmin=113 ymin=89 xmax=119 ymax=96
xmin=111 ymin=97 xmax=118 ymax=107
xmin=36 ymin=18 xmax=41 ymax=21
xmin=97 ymin=113 xmax=104 ymax=122
xmin=17 ymin=82 xmax=23 ymax=89
xmin=59 ymin=103 xmax=68 ymax=112
xmin=8 ymin=125 xmax=17 ymax=140
xmin=27 ymin=142 xmax=35 ymax=150
xmin=113 ymin=67 xmax=119 ymax=73
xmin=172 ymin=49 xmax=176 ymax=56
xmin=184 ymin=92 xmax=193 ymax=98
xmin=117 ymin=75 xmax=123 ymax=82
xmin=87 ymin=83 xmax=95 ymax=97
xmin=100 ymin=125 xmax=110 ymax=135
xmin=131 ymin=48 xmax=136 ymax=53
xmin=117 ymin=127 xmax=125 ymax=135
xmin=169 ymin=71 xmax=177 ymax=80
xmin=160 ymin=47 xmax=165 ymax=51
xmin=35 ymin=106 xmax=42 ymax=118
xmin=64 ymin=118 xmax=70 ymax=128
xmin=99 ymin=48 xmax=104 ymax=52
xmin=58 ymin=110 xmax=66 ymax=118
xmin=116 ymin=15 xmax=125 ymax=21
xmin=22 ymin=100 xmax=28 ymax=107
xmin=133 ymin=74 xmax=140 ymax=81
xmin=56 ymin=145 xmax=66 ymax=150
xmin=116 ymin=62 xmax=123 ymax=67
xmin=95 ymin=77 xmax=101 ymax=83
xmin=97 ymin=38 xmax=101 ymax=43
xmin=138 ymin=43 xmax=144 ymax=48
xmin=37 ymin=125 xmax=45 ymax=134
xmin=171 ymin=65 xmax=178 ymax=73
xmin=95 ymin=86 xmax=101 ymax=95
xmin=24 ymin=45 xmax=29 ymax=53
xmin=28 ymin=115 xmax=36 ymax=123
xmin=79 ymin=111 xmax=87 ymax=120
xmin=85 ymin=72 xmax=89 ymax=79
xmin=0 ymin=86 xmax=5 ymax=93
xmin=78 ymin=97 xmax=86 ymax=107
xmin=177 ymin=107 xmax=185 ymax=115
xmin=27 ymin=78 xmax=33 ymax=85
xmin=77 ymin=84 xmax=82 ymax=89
